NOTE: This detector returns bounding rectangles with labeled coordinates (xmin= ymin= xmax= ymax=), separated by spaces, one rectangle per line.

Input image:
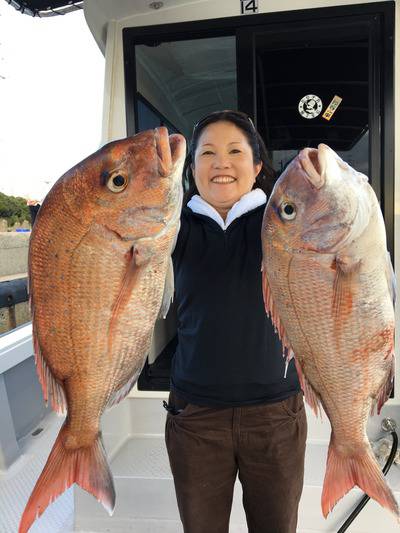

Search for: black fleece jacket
xmin=170 ymin=204 xmax=300 ymax=406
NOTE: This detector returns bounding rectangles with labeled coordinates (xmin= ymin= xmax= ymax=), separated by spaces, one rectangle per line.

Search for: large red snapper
xmin=261 ymin=144 xmax=398 ymax=519
xmin=19 ymin=127 xmax=186 ymax=533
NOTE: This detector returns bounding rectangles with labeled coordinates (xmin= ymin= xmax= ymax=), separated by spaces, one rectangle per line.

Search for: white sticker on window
xmin=298 ymin=95 xmax=323 ymax=119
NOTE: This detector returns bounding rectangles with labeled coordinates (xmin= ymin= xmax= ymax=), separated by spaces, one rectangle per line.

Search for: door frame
xmin=237 ymin=12 xmax=389 ymax=237
xmin=123 ymin=1 xmax=394 ymax=255
xmin=123 ymin=2 xmax=394 ymax=392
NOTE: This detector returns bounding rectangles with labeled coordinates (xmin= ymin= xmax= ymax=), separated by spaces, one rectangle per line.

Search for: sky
xmin=0 ymin=2 xmax=104 ymax=201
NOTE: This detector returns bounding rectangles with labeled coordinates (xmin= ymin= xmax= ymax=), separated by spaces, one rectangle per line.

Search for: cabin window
xmin=253 ymin=23 xmax=370 ymax=178
xmin=137 ymin=93 xmax=180 ymax=133
xmin=127 ymin=35 xmax=237 ymax=390
xmin=133 ymin=36 xmax=237 ymax=138
xmin=123 ymin=2 xmax=394 ymax=393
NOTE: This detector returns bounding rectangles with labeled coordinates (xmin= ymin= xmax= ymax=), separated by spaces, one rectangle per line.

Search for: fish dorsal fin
xmin=261 ymin=264 xmax=291 ymax=350
xmin=28 ymin=247 xmax=66 ymax=415
xmin=332 ymin=255 xmax=360 ymax=322
xmin=294 ymin=358 xmax=322 ymax=417
xmin=31 ymin=307 xmax=67 ymax=416
xmin=158 ymin=256 xmax=174 ymax=319
xmin=262 ymin=262 xmax=323 ymax=417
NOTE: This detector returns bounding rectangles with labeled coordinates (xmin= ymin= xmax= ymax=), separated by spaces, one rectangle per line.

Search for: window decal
xmin=298 ymin=94 xmax=323 ymax=119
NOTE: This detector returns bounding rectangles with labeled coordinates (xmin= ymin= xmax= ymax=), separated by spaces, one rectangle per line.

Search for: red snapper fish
xmin=19 ymin=127 xmax=186 ymax=533
xmin=261 ymin=144 xmax=398 ymax=519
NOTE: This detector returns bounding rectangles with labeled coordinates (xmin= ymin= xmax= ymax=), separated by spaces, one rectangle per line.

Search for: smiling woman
xmin=183 ymin=110 xmax=276 ymax=211
xmin=191 ymin=121 xmax=262 ymax=219
xmin=164 ymin=109 xmax=307 ymax=533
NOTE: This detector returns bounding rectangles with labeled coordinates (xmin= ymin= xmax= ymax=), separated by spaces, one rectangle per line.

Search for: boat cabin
xmin=0 ymin=1 xmax=399 ymax=532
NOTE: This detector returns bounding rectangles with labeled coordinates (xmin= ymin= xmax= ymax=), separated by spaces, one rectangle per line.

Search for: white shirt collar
xmin=187 ymin=188 xmax=266 ymax=230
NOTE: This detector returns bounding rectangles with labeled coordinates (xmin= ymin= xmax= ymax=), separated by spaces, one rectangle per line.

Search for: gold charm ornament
xmin=322 ymin=95 xmax=343 ymax=121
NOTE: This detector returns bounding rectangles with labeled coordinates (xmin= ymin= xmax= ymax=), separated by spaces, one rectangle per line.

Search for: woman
xmin=164 ymin=110 xmax=307 ymax=533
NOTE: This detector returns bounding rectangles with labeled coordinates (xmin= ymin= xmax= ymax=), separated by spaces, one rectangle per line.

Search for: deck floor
xmin=2 ymin=409 xmax=399 ymax=533
xmin=0 ymin=413 xmax=249 ymax=533
xmin=0 ymin=413 xmax=73 ymax=533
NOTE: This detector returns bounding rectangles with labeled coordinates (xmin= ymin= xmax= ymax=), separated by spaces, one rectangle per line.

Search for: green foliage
xmin=0 ymin=192 xmax=30 ymax=226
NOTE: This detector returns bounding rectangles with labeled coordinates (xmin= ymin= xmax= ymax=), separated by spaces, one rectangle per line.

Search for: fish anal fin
xmin=332 ymin=255 xmax=361 ymax=321
xmin=19 ymin=423 xmax=115 ymax=533
xmin=294 ymin=358 xmax=322 ymax=418
xmin=371 ymin=351 xmax=395 ymax=416
xmin=322 ymin=437 xmax=399 ymax=519
xmin=158 ymin=256 xmax=174 ymax=319
xmin=107 ymin=364 xmax=144 ymax=409
xmin=385 ymin=251 xmax=396 ymax=306
xmin=32 ymin=318 xmax=67 ymax=416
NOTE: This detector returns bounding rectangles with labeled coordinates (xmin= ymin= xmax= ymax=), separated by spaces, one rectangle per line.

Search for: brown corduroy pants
xmin=164 ymin=390 xmax=307 ymax=533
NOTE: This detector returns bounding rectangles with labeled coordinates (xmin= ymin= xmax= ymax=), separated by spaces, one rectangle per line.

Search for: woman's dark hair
xmin=183 ymin=110 xmax=276 ymax=205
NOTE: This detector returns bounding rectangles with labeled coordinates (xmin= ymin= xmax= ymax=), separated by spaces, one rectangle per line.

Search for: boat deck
xmin=0 ymin=414 xmax=73 ymax=533
xmin=1 ymin=406 xmax=400 ymax=533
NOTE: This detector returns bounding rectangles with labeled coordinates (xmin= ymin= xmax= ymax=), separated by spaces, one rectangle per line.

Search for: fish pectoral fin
xmin=158 ymin=256 xmax=174 ymax=319
xmin=332 ymin=255 xmax=361 ymax=320
xmin=294 ymin=358 xmax=322 ymax=418
xmin=335 ymin=254 xmax=361 ymax=274
xmin=108 ymin=243 xmax=147 ymax=354
xmin=31 ymin=314 xmax=67 ymax=416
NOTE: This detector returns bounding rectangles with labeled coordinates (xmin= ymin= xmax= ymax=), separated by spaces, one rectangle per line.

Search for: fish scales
xmin=29 ymin=182 xmax=90 ymax=380
xmin=288 ymin=254 xmax=388 ymax=436
xmin=19 ymin=128 xmax=186 ymax=533
xmin=261 ymin=144 xmax=397 ymax=520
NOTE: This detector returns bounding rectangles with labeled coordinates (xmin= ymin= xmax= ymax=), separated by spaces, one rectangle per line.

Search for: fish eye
xmin=279 ymin=201 xmax=297 ymax=220
xmin=107 ymin=172 xmax=129 ymax=193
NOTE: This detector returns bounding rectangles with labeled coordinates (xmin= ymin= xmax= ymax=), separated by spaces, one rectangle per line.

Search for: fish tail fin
xmin=19 ymin=422 xmax=115 ymax=533
xmin=321 ymin=436 xmax=399 ymax=519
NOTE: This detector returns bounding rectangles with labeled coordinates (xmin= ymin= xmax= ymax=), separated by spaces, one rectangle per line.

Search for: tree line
xmin=0 ymin=192 xmax=30 ymax=226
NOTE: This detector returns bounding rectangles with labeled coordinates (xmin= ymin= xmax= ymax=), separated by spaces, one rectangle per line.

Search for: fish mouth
xmin=169 ymin=133 xmax=186 ymax=164
xmin=298 ymin=146 xmax=326 ymax=189
xmin=155 ymin=127 xmax=186 ymax=177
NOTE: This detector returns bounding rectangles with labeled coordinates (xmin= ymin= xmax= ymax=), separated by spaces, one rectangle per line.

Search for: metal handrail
xmin=0 ymin=277 xmax=28 ymax=309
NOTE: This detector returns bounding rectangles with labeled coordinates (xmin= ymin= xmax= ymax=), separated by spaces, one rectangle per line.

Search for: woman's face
xmin=192 ymin=121 xmax=262 ymax=215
